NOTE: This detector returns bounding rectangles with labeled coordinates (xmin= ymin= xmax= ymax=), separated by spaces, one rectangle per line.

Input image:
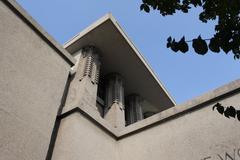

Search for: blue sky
xmin=16 ymin=0 xmax=240 ymax=104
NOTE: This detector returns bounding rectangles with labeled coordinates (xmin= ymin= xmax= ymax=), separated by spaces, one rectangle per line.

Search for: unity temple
xmin=1 ymin=1 xmax=240 ymax=160
xmin=62 ymin=14 xmax=175 ymax=129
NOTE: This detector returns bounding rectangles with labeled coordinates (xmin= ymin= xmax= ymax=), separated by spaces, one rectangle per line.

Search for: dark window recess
xmin=97 ymin=79 xmax=105 ymax=117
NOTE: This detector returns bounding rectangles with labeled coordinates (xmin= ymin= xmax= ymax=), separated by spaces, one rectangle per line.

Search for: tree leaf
xmin=167 ymin=41 xmax=171 ymax=48
xmin=213 ymin=103 xmax=221 ymax=111
xmin=237 ymin=110 xmax=240 ymax=121
xmin=170 ymin=39 xmax=179 ymax=52
xmin=217 ymin=105 xmax=224 ymax=114
xmin=144 ymin=4 xmax=150 ymax=13
xmin=221 ymin=42 xmax=231 ymax=54
xmin=140 ymin=4 xmax=145 ymax=11
xmin=228 ymin=106 xmax=236 ymax=118
xmin=178 ymin=36 xmax=189 ymax=53
xmin=167 ymin=36 xmax=172 ymax=42
xmin=213 ymin=103 xmax=224 ymax=114
xmin=192 ymin=36 xmax=208 ymax=55
xmin=209 ymin=38 xmax=220 ymax=53
xmin=224 ymin=106 xmax=236 ymax=118
xmin=234 ymin=54 xmax=240 ymax=60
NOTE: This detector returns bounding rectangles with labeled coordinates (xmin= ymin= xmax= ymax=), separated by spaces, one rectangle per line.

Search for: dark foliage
xmin=140 ymin=0 xmax=240 ymax=59
xmin=213 ymin=103 xmax=240 ymax=121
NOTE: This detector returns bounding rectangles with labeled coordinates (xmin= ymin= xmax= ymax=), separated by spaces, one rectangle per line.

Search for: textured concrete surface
xmin=0 ymin=1 xmax=72 ymax=159
xmin=59 ymin=79 xmax=240 ymax=140
xmin=54 ymin=79 xmax=240 ymax=160
xmin=3 ymin=0 xmax=76 ymax=66
xmin=119 ymin=79 xmax=240 ymax=137
xmin=118 ymin=92 xmax=240 ymax=160
xmin=52 ymin=113 xmax=117 ymax=160
xmin=63 ymin=47 xmax=101 ymax=116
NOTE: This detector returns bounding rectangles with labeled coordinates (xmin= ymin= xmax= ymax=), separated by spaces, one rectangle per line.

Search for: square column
xmin=125 ymin=94 xmax=144 ymax=125
xmin=63 ymin=46 xmax=101 ymax=115
xmin=104 ymin=73 xmax=125 ymax=129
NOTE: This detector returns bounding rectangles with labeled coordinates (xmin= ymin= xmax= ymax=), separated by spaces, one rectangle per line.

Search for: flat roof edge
xmin=4 ymin=0 xmax=76 ymax=66
xmin=118 ymin=78 xmax=240 ymax=138
xmin=63 ymin=13 xmax=175 ymax=105
xmin=108 ymin=15 xmax=176 ymax=105
xmin=64 ymin=13 xmax=112 ymax=48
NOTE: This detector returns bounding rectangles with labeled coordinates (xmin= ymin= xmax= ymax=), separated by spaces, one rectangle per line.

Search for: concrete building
xmin=1 ymin=1 xmax=240 ymax=160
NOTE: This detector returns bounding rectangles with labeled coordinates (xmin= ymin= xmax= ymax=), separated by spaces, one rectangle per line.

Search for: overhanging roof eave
xmin=64 ymin=13 xmax=176 ymax=107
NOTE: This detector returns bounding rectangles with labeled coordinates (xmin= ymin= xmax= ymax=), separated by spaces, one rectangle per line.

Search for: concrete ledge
xmin=118 ymin=79 xmax=240 ymax=138
xmin=59 ymin=106 xmax=120 ymax=139
xmin=3 ymin=0 xmax=76 ymax=66
xmin=59 ymin=79 xmax=240 ymax=140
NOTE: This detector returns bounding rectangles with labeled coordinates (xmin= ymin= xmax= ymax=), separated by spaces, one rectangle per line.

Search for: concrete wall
xmin=52 ymin=81 xmax=240 ymax=160
xmin=0 ymin=1 xmax=73 ymax=159
xmin=1 ymin=1 xmax=240 ymax=160
xmin=52 ymin=113 xmax=117 ymax=160
xmin=118 ymin=92 xmax=240 ymax=160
